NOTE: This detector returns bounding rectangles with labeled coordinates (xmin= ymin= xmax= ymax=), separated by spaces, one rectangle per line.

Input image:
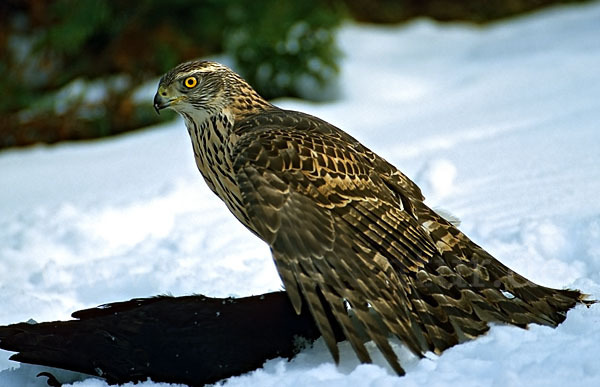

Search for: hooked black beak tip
xmin=153 ymin=93 xmax=165 ymax=115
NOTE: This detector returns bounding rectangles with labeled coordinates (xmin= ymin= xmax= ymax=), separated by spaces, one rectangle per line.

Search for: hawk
xmin=153 ymin=60 xmax=592 ymax=375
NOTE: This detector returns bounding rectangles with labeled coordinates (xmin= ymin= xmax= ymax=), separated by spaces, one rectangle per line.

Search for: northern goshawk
xmin=153 ymin=60 xmax=591 ymax=375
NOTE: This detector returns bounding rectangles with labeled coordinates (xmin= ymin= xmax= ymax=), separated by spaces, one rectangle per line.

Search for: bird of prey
xmin=153 ymin=60 xmax=592 ymax=375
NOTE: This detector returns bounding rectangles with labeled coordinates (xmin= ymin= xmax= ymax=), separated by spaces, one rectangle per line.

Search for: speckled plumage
xmin=154 ymin=60 xmax=592 ymax=375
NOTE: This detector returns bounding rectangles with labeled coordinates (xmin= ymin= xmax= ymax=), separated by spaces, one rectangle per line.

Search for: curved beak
xmin=153 ymin=92 xmax=168 ymax=115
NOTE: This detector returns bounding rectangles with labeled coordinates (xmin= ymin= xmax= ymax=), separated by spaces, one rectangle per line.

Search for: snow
xmin=2 ymin=2 xmax=600 ymax=386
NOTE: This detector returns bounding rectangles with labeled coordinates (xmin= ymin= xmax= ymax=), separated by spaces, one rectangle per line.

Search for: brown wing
xmin=231 ymin=110 xmax=588 ymax=374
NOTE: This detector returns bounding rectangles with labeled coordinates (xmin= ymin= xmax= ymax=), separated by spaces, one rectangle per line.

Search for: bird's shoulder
xmin=232 ymin=108 xmax=365 ymax=157
xmin=231 ymin=108 xmax=424 ymax=202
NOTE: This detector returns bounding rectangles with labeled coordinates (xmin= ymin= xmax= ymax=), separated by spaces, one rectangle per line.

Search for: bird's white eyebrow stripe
xmin=177 ymin=65 xmax=224 ymax=79
xmin=175 ymin=70 xmax=204 ymax=79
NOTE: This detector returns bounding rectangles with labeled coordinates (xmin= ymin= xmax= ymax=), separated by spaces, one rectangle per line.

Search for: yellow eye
xmin=184 ymin=76 xmax=197 ymax=88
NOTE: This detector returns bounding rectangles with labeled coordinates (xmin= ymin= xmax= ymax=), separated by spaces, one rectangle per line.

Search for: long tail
xmin=404 ymin=202 xmax=595 ymax=355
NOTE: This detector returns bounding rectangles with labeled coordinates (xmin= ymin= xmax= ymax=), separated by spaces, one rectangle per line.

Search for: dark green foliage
xmin=1 ymin=0 xmax=344 ymax=148
xmin=225 ymin=0 xmax=343 ymax=99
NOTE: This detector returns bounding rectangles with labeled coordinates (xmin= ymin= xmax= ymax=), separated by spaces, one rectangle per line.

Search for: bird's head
xmin=153 ymin=60 xmax=272 ymax=124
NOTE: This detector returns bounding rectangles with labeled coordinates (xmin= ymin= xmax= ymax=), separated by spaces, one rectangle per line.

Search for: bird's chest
xmin=184 ymin=115 xmax=251 ymax=228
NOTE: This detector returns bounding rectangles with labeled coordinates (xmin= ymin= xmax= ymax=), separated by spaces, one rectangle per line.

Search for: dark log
xmin=0 ymin=291 xmax=343 ymax=386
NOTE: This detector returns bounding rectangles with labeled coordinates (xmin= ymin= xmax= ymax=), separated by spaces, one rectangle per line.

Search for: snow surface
xmin=2 ymin=2 xmax=600 ymax=386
